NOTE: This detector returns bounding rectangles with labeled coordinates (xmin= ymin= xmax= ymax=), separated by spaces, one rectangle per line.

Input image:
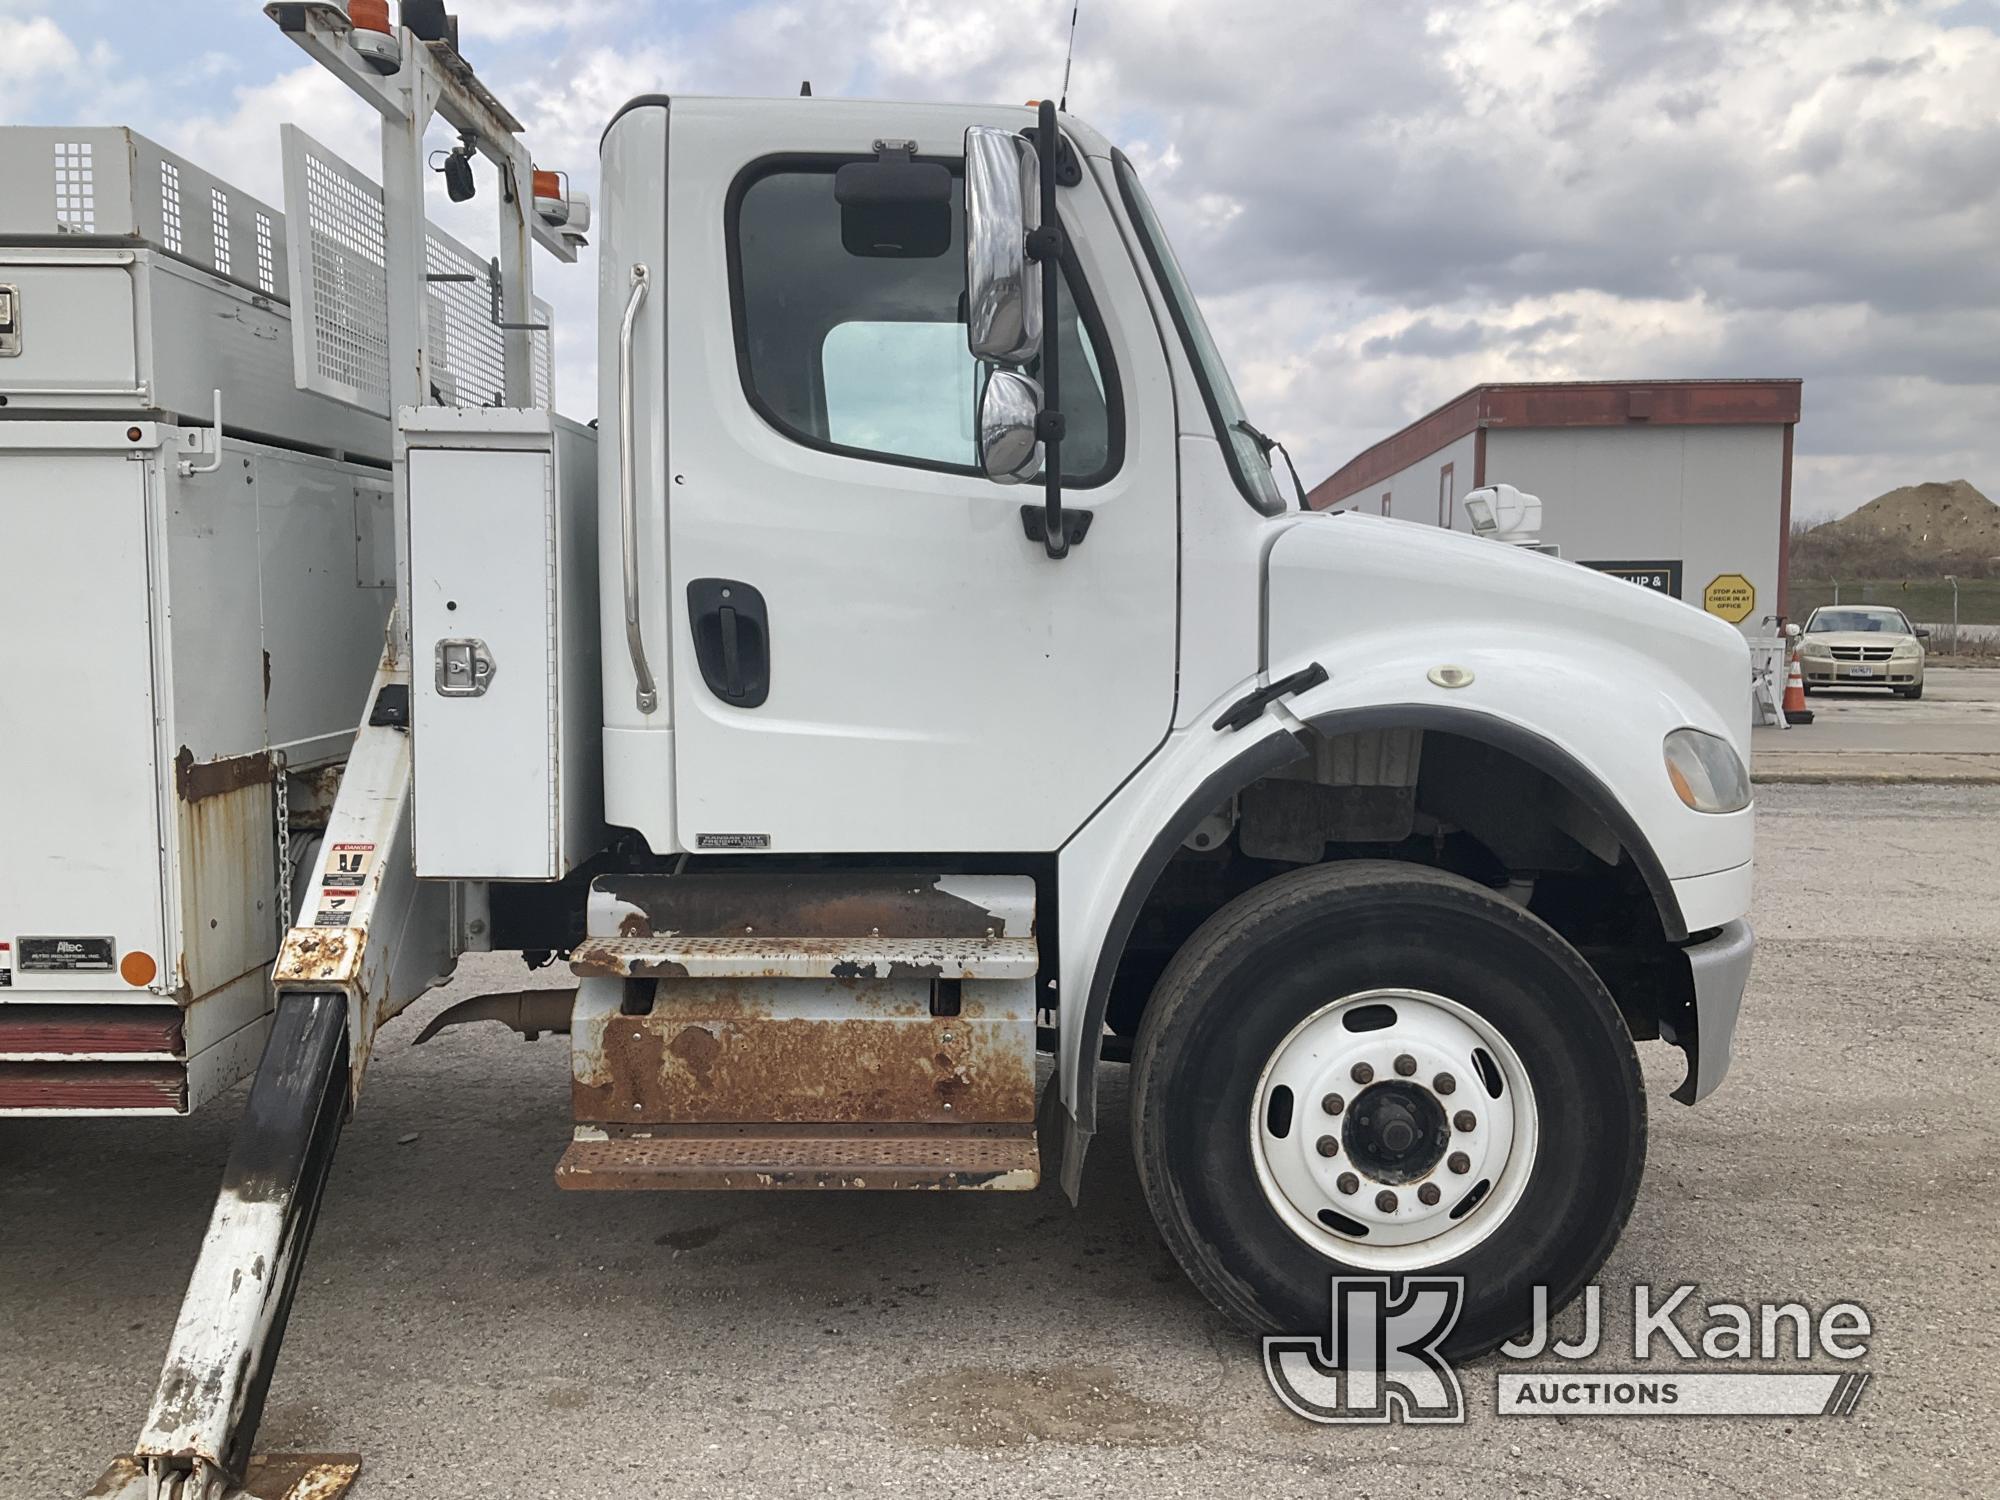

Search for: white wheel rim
xmin=1249 ymin=988 xmax=1539 ymax=1271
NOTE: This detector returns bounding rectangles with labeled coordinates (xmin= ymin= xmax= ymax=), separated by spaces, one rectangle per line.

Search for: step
xmin=555 ymin=1125 xmax=1041 ymax=1191
xmin=570 ymin=933 xmax=1039 ymax=981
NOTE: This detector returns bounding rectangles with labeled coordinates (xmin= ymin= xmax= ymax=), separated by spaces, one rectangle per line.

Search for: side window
xmin=730 ymin=162 xmax=1118 ymax=484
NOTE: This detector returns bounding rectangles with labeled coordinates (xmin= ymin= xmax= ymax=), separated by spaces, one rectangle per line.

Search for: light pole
xmin=1944 ymin=574 xmax=1959 ymax=653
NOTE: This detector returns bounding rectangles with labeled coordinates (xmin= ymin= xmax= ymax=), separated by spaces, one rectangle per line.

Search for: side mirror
xmin=964 ymin=126 xmax=1042 ymax=364
xmin=978 ymin=369 xmax=1043 ymax=483
xmin=1915 ymin=627 xmax=1932 ymax=640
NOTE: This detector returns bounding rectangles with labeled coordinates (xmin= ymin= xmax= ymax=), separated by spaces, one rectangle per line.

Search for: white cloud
xmin=6 ymin=0 xmax=1995 ymax=511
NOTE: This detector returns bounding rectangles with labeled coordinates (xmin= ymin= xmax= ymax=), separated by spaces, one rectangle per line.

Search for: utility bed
xmin=0 ymin=128 xmax=394 ymax=1113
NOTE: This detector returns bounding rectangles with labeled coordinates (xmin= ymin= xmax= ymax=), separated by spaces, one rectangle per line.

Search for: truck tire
xmin=1130 ymin=860 xmax=1645 ymax=1356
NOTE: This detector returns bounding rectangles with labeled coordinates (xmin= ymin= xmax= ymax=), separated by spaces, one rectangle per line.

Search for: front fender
xmin=1054 ymin=633 xmax=1753 ymax=1195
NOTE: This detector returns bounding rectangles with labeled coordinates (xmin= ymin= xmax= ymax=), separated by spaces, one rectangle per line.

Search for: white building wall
xmin=1482 ymin=424 xmax=1785 ymax=635
xmin=1329 ymin=430 xmax=1477 ymax=523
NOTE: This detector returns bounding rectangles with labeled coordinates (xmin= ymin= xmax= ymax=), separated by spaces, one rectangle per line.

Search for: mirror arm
xmin=1031 ymin=98 xmax=1069 ymax=560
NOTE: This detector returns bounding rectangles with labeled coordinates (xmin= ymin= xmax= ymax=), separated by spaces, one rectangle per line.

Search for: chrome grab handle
xmin=619 ymin=264 xmax=658 ymax=714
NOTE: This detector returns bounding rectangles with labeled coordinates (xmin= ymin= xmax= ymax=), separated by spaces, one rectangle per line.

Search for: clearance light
xmin=120 ymin=950 xmax=160 ymax=988
xmin=347 ymin=0 xmax=400 ymax=72
xmin=531 ymin=169 xmax=591 ymax=236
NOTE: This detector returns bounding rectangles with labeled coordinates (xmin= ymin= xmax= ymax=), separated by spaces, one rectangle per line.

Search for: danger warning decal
xmin=314 ymin=841 xmax=376 ymax=928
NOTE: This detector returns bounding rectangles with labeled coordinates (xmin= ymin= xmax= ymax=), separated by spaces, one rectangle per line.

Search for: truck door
xmin=661 ymin=103 xmax=1178 ymax=853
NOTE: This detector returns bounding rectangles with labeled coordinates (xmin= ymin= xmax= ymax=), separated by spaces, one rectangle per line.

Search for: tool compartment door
xmin=661 ymin=101 xmax=1180 ymax=854
xmin=0 ymin=448 xmax=165 ymax=989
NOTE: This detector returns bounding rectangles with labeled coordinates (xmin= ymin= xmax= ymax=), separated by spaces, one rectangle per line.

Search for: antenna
xmin=1060 ymin=2 xmax=1080 ymax=111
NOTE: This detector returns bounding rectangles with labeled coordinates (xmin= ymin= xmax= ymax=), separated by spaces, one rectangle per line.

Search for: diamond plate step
xmin=555 ymin=1125 xmax=1041 ymax=1191
xmin=569 ymin=934 xmax=1039 ymax=981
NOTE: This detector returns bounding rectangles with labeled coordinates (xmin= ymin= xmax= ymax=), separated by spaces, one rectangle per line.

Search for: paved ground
xmin=1754 ymin=665 xmax=2000 ymax=780
xmin=6 ymin=783 xmax=1997 ymax=1499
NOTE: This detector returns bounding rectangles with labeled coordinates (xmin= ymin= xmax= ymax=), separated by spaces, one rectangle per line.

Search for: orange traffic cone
xmin=1782 ymin=640 xmax=1814 ymax=725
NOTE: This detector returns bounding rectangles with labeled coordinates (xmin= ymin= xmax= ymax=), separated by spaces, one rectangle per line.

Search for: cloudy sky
xmin=6 ymin=0 xmax=1997 ymax=518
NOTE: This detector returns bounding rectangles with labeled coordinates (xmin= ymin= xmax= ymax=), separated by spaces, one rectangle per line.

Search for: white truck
xmin=74 ymin=5 xmax=1755 ymax=1497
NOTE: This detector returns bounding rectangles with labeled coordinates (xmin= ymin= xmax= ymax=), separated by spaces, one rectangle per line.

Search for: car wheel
xmin=1902 ymin=682 xmax=1923 ymax=700
xmin=1131 ymin=860 xmax=1646 ymax=1357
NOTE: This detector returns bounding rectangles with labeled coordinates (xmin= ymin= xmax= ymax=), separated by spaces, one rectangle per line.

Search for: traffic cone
xmin=1781 ymin=640 xmax=1814 ymax=725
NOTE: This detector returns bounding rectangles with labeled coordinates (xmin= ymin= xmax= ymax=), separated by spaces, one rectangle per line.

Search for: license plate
xmin=1845 ymin=665 xmax=1876 ymax=678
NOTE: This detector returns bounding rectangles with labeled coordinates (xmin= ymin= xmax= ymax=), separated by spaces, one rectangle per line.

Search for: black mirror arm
xmin=1235 ymin=419 xmax=1309 ymax=508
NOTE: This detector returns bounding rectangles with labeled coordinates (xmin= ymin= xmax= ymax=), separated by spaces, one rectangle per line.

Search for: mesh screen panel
xmin=281 ymin=125 xmax=555 ymax=416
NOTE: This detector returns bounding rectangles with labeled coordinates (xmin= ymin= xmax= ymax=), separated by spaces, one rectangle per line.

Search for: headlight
xmin=1893 ymin=640 xmax=1919 ymax=657
xmin=1664 ymin=728 xmax=1751 ymax=814
xmin=1802 ymin=639 xmax=1832 ymax=657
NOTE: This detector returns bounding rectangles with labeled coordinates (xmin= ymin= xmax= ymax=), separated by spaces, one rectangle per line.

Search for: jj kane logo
xmin=1266 ymin=1279 xmax=1873 ymax=1425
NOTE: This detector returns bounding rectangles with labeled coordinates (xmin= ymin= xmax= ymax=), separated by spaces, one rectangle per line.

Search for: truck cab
xmin=523 ymin=93 xmax=1754 ymax=1337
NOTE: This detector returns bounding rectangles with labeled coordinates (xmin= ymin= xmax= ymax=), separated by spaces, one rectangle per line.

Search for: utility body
xmin=46 ymin=6 xmax=1757 ymax=1498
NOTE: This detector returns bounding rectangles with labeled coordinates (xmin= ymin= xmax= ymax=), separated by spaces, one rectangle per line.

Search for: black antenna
xmin=1059 ymin=2 xmax=1080 ymax=111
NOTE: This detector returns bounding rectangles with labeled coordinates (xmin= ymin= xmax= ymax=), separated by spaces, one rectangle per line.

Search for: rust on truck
xmin=173 ymin=746 xmax=276 ymax=804
xmin=554 ymin=1124 xmax=1041 ymax=1191
xmin=273 ymin=925 xmax=366 ymax=987
xmin=569 ymin=934 xmax=1029 ymax=982
xmin=587 ymin=871 xmax=1037 ymax=943
xmin=572 ymin=979 xmax=1035 ymax=1127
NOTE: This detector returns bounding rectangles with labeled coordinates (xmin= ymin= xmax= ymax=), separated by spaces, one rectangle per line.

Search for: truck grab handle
xmin=619 ymin=265 xmax=659 ymax=714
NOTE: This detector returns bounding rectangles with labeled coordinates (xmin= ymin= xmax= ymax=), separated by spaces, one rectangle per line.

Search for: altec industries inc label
xmin=314 ymin=842 xmax=377 ymax=929
xmin=17 ymin=935 xmax=116 ymax=971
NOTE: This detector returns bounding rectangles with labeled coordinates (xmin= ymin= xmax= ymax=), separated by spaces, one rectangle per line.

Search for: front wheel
xmin=1131 ymin=861 xmax=1646 ymax=1356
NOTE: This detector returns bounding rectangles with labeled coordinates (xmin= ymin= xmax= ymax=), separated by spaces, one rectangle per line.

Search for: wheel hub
xmin=1250 ymin=988 xmax=1540 ymax=1270
xmin=1343 ymin=1080 xmax=1450 ymax=1183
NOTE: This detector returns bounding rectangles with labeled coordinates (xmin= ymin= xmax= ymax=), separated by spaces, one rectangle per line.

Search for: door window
xmin=729 ymin=161 xmax=1119 ymax=483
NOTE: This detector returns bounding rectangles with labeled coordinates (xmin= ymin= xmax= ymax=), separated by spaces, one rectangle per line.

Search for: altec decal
xmin=18 ymin=936 xmax=117 ymax=971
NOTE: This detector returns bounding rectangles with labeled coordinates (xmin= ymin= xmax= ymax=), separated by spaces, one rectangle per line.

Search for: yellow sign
xmin=1703 ymin=573 xmax=1756 ymax=624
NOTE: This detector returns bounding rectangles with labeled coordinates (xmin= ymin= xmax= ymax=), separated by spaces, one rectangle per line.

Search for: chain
xmin=274 ymin=751 xmax=293 ymax=934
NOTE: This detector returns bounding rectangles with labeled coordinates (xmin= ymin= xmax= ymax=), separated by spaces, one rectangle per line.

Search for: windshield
xmin=1808 ymin=608 xmax=1910 ymax=634
xmin=1112 ymin=152 xmax=1286 ymax=516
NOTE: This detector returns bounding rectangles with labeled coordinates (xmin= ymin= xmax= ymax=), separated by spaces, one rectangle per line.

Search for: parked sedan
xmin=1799 ymin=605 xmax=1929 ymax=698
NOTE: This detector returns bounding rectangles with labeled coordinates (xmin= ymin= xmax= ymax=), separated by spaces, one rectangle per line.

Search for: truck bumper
xmin=1675 ymin=918 xmax=1755 ymax=1105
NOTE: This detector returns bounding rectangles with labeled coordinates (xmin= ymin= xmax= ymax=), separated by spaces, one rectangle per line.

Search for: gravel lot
xmin=4 ymin=783 xmax=1996 ymax=1499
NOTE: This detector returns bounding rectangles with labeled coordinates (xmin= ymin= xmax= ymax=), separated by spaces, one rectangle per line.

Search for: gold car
xmin=1799 ymin=605 xmax=1929 ymax=699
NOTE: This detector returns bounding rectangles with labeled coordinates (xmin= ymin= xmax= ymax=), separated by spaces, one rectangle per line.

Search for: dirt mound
xmin=1822 ymin=479 xmax=2000 ymax=551
xmin=1795 ymin=479 xmax=2000 ymax=578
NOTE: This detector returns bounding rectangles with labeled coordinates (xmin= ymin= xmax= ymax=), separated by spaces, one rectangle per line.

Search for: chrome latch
xmin=434 ymin=637 xmax=496 ymax=698
xmin=0 ymin=284 xmax=19 ymax=357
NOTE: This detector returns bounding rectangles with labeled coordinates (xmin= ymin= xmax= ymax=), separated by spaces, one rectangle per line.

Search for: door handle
xmin=618 ymin=265 xmax=658 ymax=714
xmin=688 ymin=579 xmax=770 ymax=708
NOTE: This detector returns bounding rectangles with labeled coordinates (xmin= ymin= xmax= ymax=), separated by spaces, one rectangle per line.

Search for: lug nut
xmin=1337 ymin=1172 xmax=1359 ymax=1195
xmin=1375 ymin=1190 xmax=1399 ymax=1213
xmin=1418 ymin=1183 xmax=1441 ymax=1206
xmin=1394 ymin=1053 xmax=1417 ymax=1077
xmin=1351 ymin=1062 xmax=1374 ymax=1084
xmin=1448 ymin=1151 xmax=1471 ymax=1175
xmin=1321 ymin=1092 xmax=1344 ymax=1115
xmin=1434 ymin=1072 xmax=1456 ymax=1095
xmin=1315 ymin=1135 xmax=1339 ymax=1158
xmin=1454 ymin=1110 xmax=1477 ymax=1133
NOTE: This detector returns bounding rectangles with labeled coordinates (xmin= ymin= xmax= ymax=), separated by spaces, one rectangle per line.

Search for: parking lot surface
xmin=1754 ymin=665 xmax=2000 ymax=779
xmin=5 ymin=783 xmax=1996 ymax=1499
